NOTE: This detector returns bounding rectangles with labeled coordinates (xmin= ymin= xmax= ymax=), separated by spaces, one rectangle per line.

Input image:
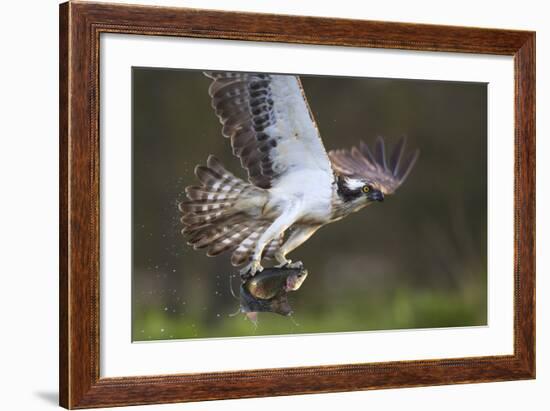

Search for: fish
xmin=238 ymin=266 xmax=308 ymax=324
xmin=245 ymin=266 xmax=308 ymax=299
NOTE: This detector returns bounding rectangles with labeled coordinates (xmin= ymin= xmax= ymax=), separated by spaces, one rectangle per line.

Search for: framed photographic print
xmin=59 ymin=1 xmax=535 ymax=408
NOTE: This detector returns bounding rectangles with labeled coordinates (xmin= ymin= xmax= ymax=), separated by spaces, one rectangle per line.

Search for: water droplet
xmin=160 ymin=328 xmax=165 ymax=332
xmin=164 ymin=307 xmax=168 ymax=311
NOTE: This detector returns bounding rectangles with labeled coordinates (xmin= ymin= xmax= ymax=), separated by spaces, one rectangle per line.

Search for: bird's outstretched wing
xmin=204 ymin=71 xmax=333 ymax=189
xmin=329 ymin=137 xmax=419 ymax=195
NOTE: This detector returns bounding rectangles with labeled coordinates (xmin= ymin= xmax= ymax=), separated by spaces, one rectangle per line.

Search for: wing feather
xmin=329 ymin=137 xmax=419 ymax=195
xmin=204 ymin=71 xmax=333 ymax=189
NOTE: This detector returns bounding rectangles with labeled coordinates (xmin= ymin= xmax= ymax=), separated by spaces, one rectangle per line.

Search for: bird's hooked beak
xmin=367 ymin=189 xmax=384 ymax=202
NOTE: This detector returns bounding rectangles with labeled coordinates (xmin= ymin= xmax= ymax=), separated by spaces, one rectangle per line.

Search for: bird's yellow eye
xmin=362 ymin=185 xmax=370 ymax=193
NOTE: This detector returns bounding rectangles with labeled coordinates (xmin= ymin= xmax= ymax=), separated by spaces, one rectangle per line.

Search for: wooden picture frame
xmin=59 ymin=1 xmax=535 ymax=408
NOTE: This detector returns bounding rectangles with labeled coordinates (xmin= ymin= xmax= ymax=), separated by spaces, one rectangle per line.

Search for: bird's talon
xmin=276 ymin=257 xmax=304 ymax=270
xmin=276 ymin=259 xmax=291 ymax=268
xmin=240 ymin=261 xmax=264 ymax=277
xmin=288 ymin=260 xmax=304 ymax=269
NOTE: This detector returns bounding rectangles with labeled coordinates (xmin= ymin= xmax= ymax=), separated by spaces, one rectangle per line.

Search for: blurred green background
xmin=132 ymin=68 xmax=487 ymax=341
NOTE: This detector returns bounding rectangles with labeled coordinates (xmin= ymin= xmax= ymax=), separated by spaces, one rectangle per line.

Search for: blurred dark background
xmin=132 ymin=68 xmax=487 ymax=341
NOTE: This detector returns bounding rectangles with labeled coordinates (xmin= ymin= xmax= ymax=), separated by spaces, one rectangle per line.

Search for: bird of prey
xmin=179 ymin=72 xmax=419 ymax=276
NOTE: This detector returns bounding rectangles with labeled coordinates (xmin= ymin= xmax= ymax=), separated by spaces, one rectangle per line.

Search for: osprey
xmin=179 ymin=72 xmax=419 ymax=275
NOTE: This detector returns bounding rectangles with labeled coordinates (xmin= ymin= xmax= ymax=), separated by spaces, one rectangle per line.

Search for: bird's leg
xmin=245 ymin=202 xmax=301 ymax=276
xmin=275 ymin=225 xmax=321 ymax=268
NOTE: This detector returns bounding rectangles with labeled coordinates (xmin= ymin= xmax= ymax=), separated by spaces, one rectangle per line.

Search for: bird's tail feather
xmin=179 ymin=155 xmax=264 ymax=228
xmin=179 ymin=156 xmax=273 ymax=265
xmin=182 ymin=215 xmax=281 ymax=266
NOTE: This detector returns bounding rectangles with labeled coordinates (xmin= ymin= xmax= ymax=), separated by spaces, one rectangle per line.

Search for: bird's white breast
xmin=267 ymin=168 xmax=334 ymax=223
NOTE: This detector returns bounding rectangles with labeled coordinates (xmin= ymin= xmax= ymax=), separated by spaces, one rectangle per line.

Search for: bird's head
xmin=336 ymin=175 xmax=385 ymax=205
